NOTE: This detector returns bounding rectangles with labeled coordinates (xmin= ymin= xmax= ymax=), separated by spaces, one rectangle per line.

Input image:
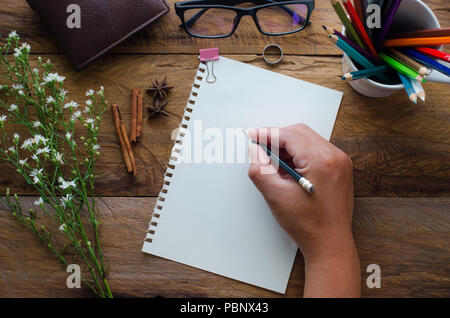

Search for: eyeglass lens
xmin=183 ymin=3 xmax=309 ymax=37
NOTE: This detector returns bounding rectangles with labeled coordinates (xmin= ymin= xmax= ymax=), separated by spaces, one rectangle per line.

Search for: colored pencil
xmin=398 ymin=72 xmax=417 ymax=103
xmin=322 ymin=25 xmax=380 ymax=64
xmin=411 ymin=78 xmax=425 ymax=102
xmin=401 ymin=48 xmax=450 ymax=77
xmin=330 ymin=0 xmax=365 ymax=49
xmin=386 ymin=48 xmax=429 ymax=75
xmin=342 ymin=0 xmax=378 ymax=57
xmin=342 ymin=65 xmax=389 ymax=80
xmin=375 ymin=0 xmax=402 ymax=48
xmin=414 ymin=47 xmax=450 ymax=63
xmin=388 ymin=27 xmax=450 ymax=39
xmin=330 ymin=35 xmax=392 ymax=83
xmin=353 ymin=0 xmax=364 ymax=22
xmin=383 ymin=36 xmax=450 ymax=47
xmin=379 ymin=52 xmax=425 ymax=82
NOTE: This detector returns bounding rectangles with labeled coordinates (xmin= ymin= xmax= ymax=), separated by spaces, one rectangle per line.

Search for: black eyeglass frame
xmin=175 ymin=0 xmax=315 ymax=38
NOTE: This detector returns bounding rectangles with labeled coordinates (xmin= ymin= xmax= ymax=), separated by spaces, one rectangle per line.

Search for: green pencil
xmin=379 ymin=52 xmax=426 ymax=83
xmin=330 ymin=0 xmax=365 ymax=49
xmin=329 ymin=35 xmax=392 ymax=83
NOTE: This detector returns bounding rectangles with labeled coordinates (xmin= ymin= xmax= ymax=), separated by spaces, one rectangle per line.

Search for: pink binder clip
xmin=199 ymin=48 xmax=219 ymax=83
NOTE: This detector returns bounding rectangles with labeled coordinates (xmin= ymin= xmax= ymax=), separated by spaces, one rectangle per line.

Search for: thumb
xmin=248 ymin=143 xmax=284 ymax=194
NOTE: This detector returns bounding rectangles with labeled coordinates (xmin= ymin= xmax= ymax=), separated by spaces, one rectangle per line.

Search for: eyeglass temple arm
xmin=179 ymin=1 xmax=311 ymax=28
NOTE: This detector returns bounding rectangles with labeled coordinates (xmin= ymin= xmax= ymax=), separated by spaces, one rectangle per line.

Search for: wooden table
xmin=0 ymin=0 xmax=449 ymax=297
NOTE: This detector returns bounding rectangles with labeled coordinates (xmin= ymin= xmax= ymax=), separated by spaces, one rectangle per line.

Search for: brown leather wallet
xmin=27 ymin=0 xmax=169 ymax=70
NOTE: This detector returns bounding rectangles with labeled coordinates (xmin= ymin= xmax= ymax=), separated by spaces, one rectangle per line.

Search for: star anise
xmin=146 ymin=77 xmax=173 ymax=99
xmin=147 ymin=98 xmax=169 ymax=120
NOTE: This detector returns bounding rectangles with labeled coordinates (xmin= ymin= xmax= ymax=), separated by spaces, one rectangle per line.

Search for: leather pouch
xmin=27 ymin=0 xmax=170 ymax=70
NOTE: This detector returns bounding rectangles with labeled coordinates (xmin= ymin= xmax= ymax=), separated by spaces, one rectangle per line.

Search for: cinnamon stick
xmin=111 ymin=104 xmax=132 ymax=173
xmin=130 ymin=88 xmax=139 ymax=143
xmin=136 ymin=91 xmax=143 ymax=140
xmin=112 ymin=104 xmax=137 ymax=175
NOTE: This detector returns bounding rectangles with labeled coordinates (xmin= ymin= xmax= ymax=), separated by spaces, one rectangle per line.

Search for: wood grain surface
xmin=0 ymin=0 xmax=448 ymax=55
xmin=0 ymin=54 xmax=449 ymax=197
xmin=0 ymin=0 xmax=448 ymax=298
xmin=0 ymin=196 xmax=449 ymax=298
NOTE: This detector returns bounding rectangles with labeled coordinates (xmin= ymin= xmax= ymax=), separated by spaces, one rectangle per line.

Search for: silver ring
xmin=263 ymin=44 xmax=283 ymax=65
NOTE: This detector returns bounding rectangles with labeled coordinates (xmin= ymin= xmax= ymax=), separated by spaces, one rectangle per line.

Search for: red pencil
xmin=414 ymin=47 xmax=450 ymax=62
xmin=342 ymin=0 xmax=378 ymax=58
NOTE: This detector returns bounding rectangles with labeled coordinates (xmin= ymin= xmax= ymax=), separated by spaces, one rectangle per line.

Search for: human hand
xmin=247 ymin=124 xmax=360 ymax=297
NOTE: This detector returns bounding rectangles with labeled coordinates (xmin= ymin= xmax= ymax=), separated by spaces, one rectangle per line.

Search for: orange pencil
xmin=342 ymin=0 xmax=378 ymax=57
xmin=382 ymin=36 xmax=450 ymax=47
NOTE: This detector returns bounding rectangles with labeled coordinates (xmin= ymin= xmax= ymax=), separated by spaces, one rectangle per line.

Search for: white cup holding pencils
xmin=342 ymin=0 xmax=441 ymax=98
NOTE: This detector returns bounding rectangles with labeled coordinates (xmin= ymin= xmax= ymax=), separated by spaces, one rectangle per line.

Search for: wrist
xmin=299 ymin=229 xmax=357 ymax=265
xmin=301 ymin=232 xmax=361 ymax=298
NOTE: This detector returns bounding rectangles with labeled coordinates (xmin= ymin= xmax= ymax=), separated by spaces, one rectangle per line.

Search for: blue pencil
xmin=329 ymin=35 xmax=392 ymax=83
xmin=398 ymin=72 xmax=417 ymax=103
xmin=401 ymin=48 xmax=450 ymax=77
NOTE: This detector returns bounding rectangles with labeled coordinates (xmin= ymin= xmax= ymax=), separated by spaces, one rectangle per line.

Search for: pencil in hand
xmin=243 ymin=130 xmax=315 ymax=194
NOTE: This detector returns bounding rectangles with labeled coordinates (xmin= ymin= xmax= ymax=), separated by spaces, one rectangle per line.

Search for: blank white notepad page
xmin=142 ymin=57 xmax=343 ymax=293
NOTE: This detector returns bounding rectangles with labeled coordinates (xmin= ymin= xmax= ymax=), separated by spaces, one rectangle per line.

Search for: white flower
xmin=18 ymin=90 xmax=24 ymax=96
xmin=85 ymin=89 xmax=94 ymax=96
xmin=33 ymin=121 xmax=41 ymax=128
xmin=13 ymin=48 xmax=21 ymax=57
xmin=83 ymin=106 xmax=90 ymax=114
xmin=9 ymin=104 xmax=18 ymax=111
xmin=33 ymin=68 xmax=39 ymax=74
xmin=34 ymin=197 xmax=43 ymax=206
xmin=32 ymin=134 xmax=48 ymax=144
xmin=60 ymin=194 xmax=74 ymax=208
xmin=30 ymin=168 xmax=43 ymax=177
xmin=46 ymin=96 xmax=55 ymax=104
xmin=85 ymin=118 xmax=95 ymax=128
xmin=43 ymin=72 xmax=65 ymax=84
xmin=8 ymin=146 xmax=15 ymax=153
xmin=0 ymin=115 xmax=7 ymax=122
xmin=64 ymin=101 xmax=78 ymax=109
xmin=58 ymin=177 xmax=76 ymax=190
xmin=13 ymin=133 xmax=19 ymax=140
xmin=21 ymin=138 xmax=33 ymax=149
xmin=30 ymin=169 xmax=43 ymax=184
xmin=36 ymin=146 xmax=50 ymax=155
xmin=65 ymin=132 xmax=72 ymax=140
xmin=97 ymin=86 xmax=104 ymax=96
xmin=71 ymin=111 xmax=81 ymax=121
xmin=31 ymin=154 xmax=38 ymax=161
xmin=12 ymin=84 xmax=23 ymax=90
xmin=19 ymin=158 xmax=28 ymax=165
xmin=54 ymin=152 xmax=63 ymax=164
xmin=8 ymin=30 xmax=18 ymax=38
xmin=19 ymin=43 xmax=31 ymax=52
xmin=92 ymin=144 xmax=101 ymax=151
xmin=86 ymin=100 xmax=92 ymax=106
xmin=60 ymin=89 xmax=67 ymax=97
xmin=59 ymin=223 xmax=66 ymax=231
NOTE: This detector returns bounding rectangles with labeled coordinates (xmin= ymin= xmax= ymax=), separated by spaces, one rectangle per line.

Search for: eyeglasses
xmin=175 ymin=0 xmax=315 ymax=38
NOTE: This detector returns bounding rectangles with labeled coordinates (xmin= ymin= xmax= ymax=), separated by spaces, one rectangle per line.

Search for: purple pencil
xmin=375 ymin=0 xmax=402 ymax=48
xmin=322 ymin=25 xmax=381 ymax=65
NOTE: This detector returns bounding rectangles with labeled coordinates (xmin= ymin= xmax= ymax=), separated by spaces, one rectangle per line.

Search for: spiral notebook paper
xmin=142 ymin=57 xmax=343 ymax=293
